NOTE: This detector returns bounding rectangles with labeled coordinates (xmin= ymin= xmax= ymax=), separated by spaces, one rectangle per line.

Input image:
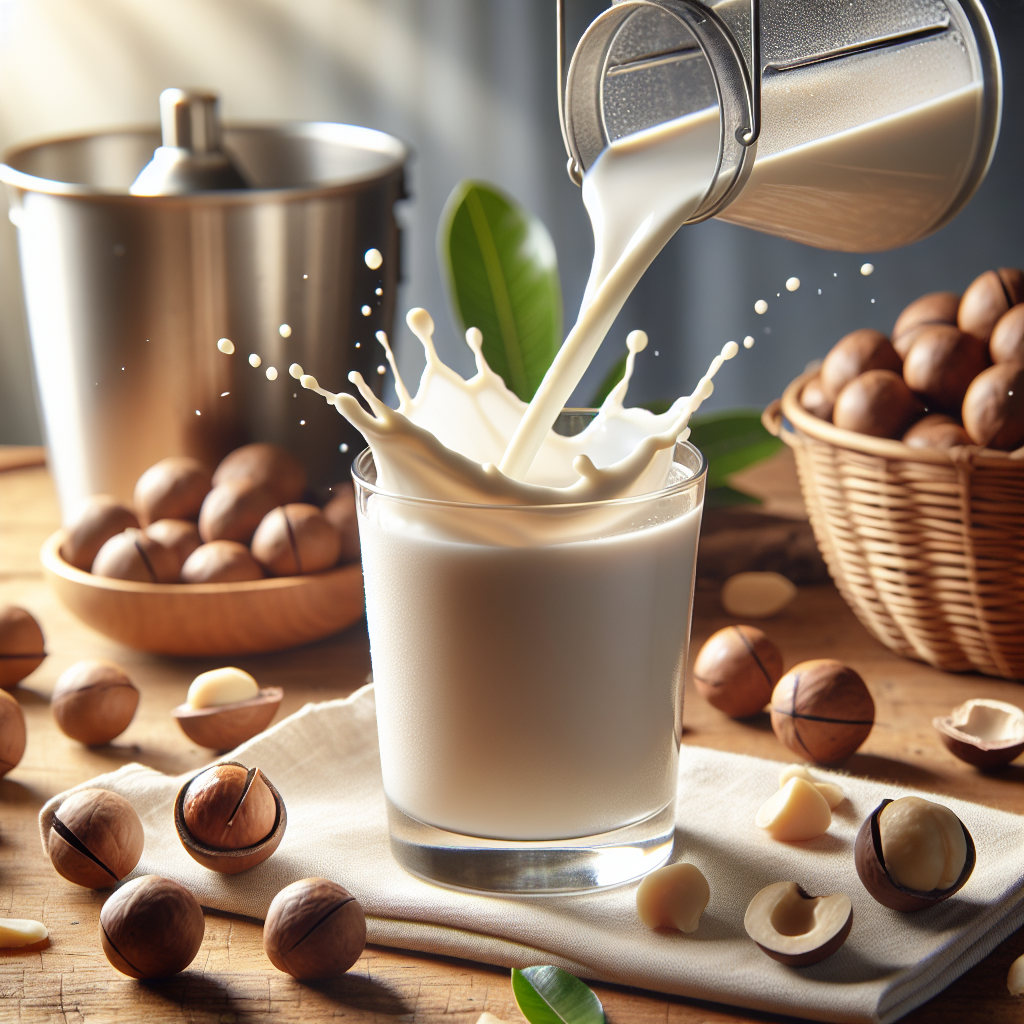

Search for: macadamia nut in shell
xmin=0 ymin=605 xmax=45 ymax=688
xmin=51 ymin=660 xmax=138 ymax=745
xmin=0 ymin=689 xmax=26 ymax=776
xmin=60 ymin=495 xmax=139 ymax=571
xmin=48 ymin=788 xmax=143 ymax=888
xmin=133 ymin=456 xmax=211 ymax=526
xmin=693 ymin=625 xmax=781 ymax=718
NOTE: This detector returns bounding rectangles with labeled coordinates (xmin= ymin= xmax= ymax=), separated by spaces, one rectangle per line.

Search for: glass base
xmin=386 ymin=798 xmax=675 ymax=894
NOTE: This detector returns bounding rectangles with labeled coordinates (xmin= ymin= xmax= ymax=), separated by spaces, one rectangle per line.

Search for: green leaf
xmin=687 ymin=409 xmax=783 ymax=489
xmin=439 ymin=180 xmax=563 ymax=402
xmin=511 ymin=966 xmax=605 ymax=1024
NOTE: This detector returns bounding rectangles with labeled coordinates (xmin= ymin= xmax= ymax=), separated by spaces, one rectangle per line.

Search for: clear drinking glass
xmin=352 ymin=413 xmax=706 ymax=894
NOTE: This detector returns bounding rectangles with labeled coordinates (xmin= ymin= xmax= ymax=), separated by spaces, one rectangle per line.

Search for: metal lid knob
xmin=130 ymin=88 xmax=248 ymax=195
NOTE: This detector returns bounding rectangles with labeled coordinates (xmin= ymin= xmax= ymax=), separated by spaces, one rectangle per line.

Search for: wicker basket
xmin=763 ymin=371 xmax=1024 ymax=680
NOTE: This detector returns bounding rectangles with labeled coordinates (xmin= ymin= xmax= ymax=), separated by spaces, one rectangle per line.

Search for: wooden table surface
xmin=1 ymin=450 xmax=1021 ymax=1024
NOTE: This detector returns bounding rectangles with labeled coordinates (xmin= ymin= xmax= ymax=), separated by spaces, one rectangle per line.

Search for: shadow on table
xmin=844 ymin=753 xmax=943 ymax=790
xmin=304 ymin=970 xmax=412 ymax=1013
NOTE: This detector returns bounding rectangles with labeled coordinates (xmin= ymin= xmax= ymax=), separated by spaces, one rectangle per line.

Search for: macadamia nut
xmin=878 ymin=796 xmax=967 ymax=892
xmin=721 ymin=572 xmax=796 ymax=619
xmin=187 ymin=667 xmax=259 ymax=709
xmin=636 ymin=863 xmax=710 ymax=933
xmin=755 ymin=777 xmax=832 ymax=841
xmin=1008 ymin=953 xmax=1024 ymax=997
xmin=778 ymin=764 xmax=845 ymax=809
xmin=0 ymin=919 xmax=48 ymax=950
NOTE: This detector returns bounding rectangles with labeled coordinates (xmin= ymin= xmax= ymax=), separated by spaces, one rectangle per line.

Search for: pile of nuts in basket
xmin=800 ymin=267 xmax=1023 ymax=451
xmin=60 ymin=443 xmax=360 ymax=584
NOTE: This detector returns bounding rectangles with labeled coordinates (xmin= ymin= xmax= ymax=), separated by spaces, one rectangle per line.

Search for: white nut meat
xmin=878 ymin=796 xmax=966 ymax=892
xmin=778 ymin=764 xmax=845 ymax=809
xmin=0 ymin=918 xmax=48 ymax=949
xmin=756 ymin=777 xmax=832 ymax=841
xmin=721 ymin=572 xmax=797 ymax=618
xmin=186 ymin=667 xmax=259 ymax=709
xmin=636 ymin=863 xmax=710 ymax=933
xmin=1008 ymin=953 xmax=1024 ymax=997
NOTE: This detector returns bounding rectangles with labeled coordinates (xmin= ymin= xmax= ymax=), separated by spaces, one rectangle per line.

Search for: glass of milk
xmin=353 ymin=416 xmax=706 ymax=893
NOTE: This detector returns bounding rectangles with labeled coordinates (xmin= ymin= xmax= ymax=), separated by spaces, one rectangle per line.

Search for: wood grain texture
xmin=1 ymin=459 xmax=1021 ymax=1024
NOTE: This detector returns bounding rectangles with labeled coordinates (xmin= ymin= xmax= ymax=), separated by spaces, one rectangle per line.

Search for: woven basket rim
xmin=773 ymin=370 xmax=1024 ymax=466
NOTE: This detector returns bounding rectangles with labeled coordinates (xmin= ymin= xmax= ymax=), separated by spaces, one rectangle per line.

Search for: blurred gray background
xmin=1 ymin=0 xmax=1021 ymax=444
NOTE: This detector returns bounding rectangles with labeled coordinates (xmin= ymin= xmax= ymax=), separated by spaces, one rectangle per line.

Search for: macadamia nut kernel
xmin=187 ymin=667 xmax=259 ymax=709
xmin=1008 ymin=953 xmax=1024 ymax=997
xmin=636 ymin=863 xmax=710 ymax=933
xmin=878 ymin=796 xmax=967 ymax=892
xmin=778 ymin=764 xmax=845 ymax=809
xmin=755 ymin=777 xmax=832 ymax=841
xmin=0 ymin=918 xmax=48 ymax=950
xmin=721 ymin=572 xmax=796 ymax=619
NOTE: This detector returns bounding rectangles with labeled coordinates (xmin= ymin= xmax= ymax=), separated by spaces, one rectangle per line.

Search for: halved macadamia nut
xmin=636 ymin=863 xmax=710 ymax=933
xmin=778 ymin=764 xmax=845 ymax=810
xmin=755 ymin=777 xmax=831 ymax=841
xmin=933 ymin=698 xmax=1024 ymax=769
xmin=744 ymin=882 xmax=852 ymax=966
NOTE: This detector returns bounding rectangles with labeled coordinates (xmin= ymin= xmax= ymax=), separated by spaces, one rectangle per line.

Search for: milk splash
xmin=303 ymin=105 xmax=733 ymax=506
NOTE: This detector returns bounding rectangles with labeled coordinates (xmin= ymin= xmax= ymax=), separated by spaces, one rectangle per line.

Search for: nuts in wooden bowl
xmin=693 ymin=625 xmax=782 ymax=718
xmin=144 ymin=518 xmax=202 ymax=568
xmin=198 ymin=480 xmax=280 ymax=545
xmin=133 ymin=456 xmax=211 ymax=526
xmin=51 ymin=660 xmax=139 ymax=746
xmin=0 ymin=605 xmax=45 ymax=688
xmin=174 ymin=762 xmax=287 ymax=874
xmin=60 ymin=495 xmax=139 ymax=571
xmin=770 ymin=659 xmax=874 ymax=765
xmin=91 ymin=527 xmax=181 ymax=583
xmin=251 ymin=504 xmax=342 ymax=576
xmin=0 ymin=689 xmax=26 ymax=776
xmin=855 ymin=796 xmax=975 ymax=911
xmin=180 ymin=540 xmax=265 ymax=583
xmin=99 ymin=875 xmax=205 ymax=978
xmin=263 ymin=877 xmax=366 ymax=979
xmin=47 ymin=788 xmax=144 ymax=888
xmin=212 ymin=442 xmax=307 ymax=505
xmin=171 ymin=667 xmax=282 ymax=749
xmin=932 ymin=698 xmax=1024 ymax=769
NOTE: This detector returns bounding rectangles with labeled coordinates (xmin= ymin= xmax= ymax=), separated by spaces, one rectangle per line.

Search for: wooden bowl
xmin=172 ymin=688 xmax=283 ymax=750
xmin=41 ymin=531 xmax=363 ymax=657
xmin=174 ymin=762 xmax=287 ymax=874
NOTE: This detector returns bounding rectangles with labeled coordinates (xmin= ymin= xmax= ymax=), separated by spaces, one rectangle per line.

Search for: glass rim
xmin=350 ymin=438 xmax=707 ymax=513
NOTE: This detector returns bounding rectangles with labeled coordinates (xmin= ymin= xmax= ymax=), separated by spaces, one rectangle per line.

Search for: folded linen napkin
xmin=40 ymin=685 xmax=1024 ymax=1024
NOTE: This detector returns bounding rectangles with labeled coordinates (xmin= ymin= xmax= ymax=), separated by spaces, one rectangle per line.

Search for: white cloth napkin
xmin=40 ymin=685 xmax=1024 ymax=1024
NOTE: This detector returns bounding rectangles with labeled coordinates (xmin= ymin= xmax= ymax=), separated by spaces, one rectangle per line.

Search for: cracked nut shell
xmin=48 ymin=788 xmax=144 ymax=888
xmin=91 ymin=527 xmax=181 ymax=583
xmin=854 ymin=798 xmax=975 ymax=911
xmin=51 ymin=660 xmax=139 ymax=745
xmin=99 ymin=874 xmax=204 ymax=978
xmin=0 ymin=688 xmax=26 ymax=776
xmin=958 ymin=268 xmax=1024 ymax=340
xmin=251 ymin=504 xmax=342 ymax=576
xmin=264 ymin=877 xmax=366 ymax=979
xmin=0 ymin=605 xmax=45 ymax=688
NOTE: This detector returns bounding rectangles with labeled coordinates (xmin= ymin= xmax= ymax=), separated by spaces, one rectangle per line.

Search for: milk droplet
xmin=289 ymin=363 xmax=304 ymax=379
xmin=364 ymin=248 xmax=383 ymax=269
xmin=249 ymin=353 xmax=262 ymax=368
xmin=299 ymin=420 xmax=306 ymax=425
xmin=266 ymin=366 xmax=278 ymax=380
xmin=377 ymin=364 xmax=387 ymax=375
xmin=195 ymin=409 xmax=201 ymax=416
xmin=722 ymin=341 xmax=739 ymax=359
xmin=755 ymin=299 xmax=768 ymax=314
xmin=355 ymin=342 xmax=361 ymax=348
xmin=339 ymin=443 xmax=349 ymax=453
xmin=785 ymin=277 xmax=800 ymax=292
xmin=361 ymin=305 xmax=372 ymax=317
xmin=375 ymin=287 xmax=383 ymax=296
xmin=743 ymin=336 xmax=755 ymax=349
xmin=217 ymin=338 xmax=235 ymax=355
xmin=279 ymin=324 xmax=292 ymax=338
xmin=860 ymin=263 xmax=875 ymax=276
xmin=220 ymin=391 xmax=230 ymax=397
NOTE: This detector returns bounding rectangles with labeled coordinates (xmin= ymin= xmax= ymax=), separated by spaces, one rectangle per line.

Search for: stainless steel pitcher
xmin=558 ymin=0 xmax=1001 ymax=252
xmin=1 ymin=92 xmax=406 ymax=518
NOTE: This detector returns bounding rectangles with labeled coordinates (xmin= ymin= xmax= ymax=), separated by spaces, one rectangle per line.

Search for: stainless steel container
xmin=558 ymin=0 xmax=1001 ymax=252
xmin=1 ymin=113 xmax=406 ymax=518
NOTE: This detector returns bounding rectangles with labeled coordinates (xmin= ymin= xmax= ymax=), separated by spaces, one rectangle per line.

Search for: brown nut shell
xmin=144 ymin=518 xmax=202 ymax=568
xmin=252 ymin=504 xmax=342 ymax=576
xmin=892 ymin=291 xmax=960 ymax=351
xmin=902 ymin=325 xmax=990 ymax=413
xmin=820 ymin=329 xmax=902 ymax=400
xmin=854 ymin=799 xmax=976 ymax=911
xmin=833 ymin=370 xmax=923 ymax=439
xmin=932 ymin=698 xmax=1024 ymax=769
xmin=171 ymin=687 xmax=283 ymax=750
xmin=212 ymin=443 xmax=307 ymax=505
xmin=174 ymin=761 xmax=287 ymax=874
xmin=989 ymin=304 xmax=1024 ymax=366
xmin=958 ymin=268 xmax=1024 ymax=340
xmin=51 ymin=660 xmax=139 ymax=745
xmin=91 ymin=528 xmax=181 ymax=583
xmin=770 ymin=659 xmax=874 ymax=765
xmin=0 ymin=605 xmax=46 ymax=688
xmin=48 ymin=788 xmax=144 ymax=888
xmin=133 ymin=456 xmax=211 ymax=526
xmin=198 ymin=480 xmax=279 ymax=545
xmin=693 ymin=625 xmax=782 ymax=718
xmin=324 ymin=483 xmax=361 ymax=563
xmin=264 ymin=877 xmax=366 ymax=979
xmin=799 ymin=376 xmax=834 ymax=422
xmin=961 ymin=362 xmax=1024 ymax=450
xmin=99 ymin=875 xmax=205 ymax=978
xmin=60 ymin=495 xmax=140 ymax=571
xmin=901 ymin=414 xmax=972 ymax=450
xmin=0 ymin=688 xmax=26 ymax=776
xmin=180 ymin=540 xmax=265 ymax=583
